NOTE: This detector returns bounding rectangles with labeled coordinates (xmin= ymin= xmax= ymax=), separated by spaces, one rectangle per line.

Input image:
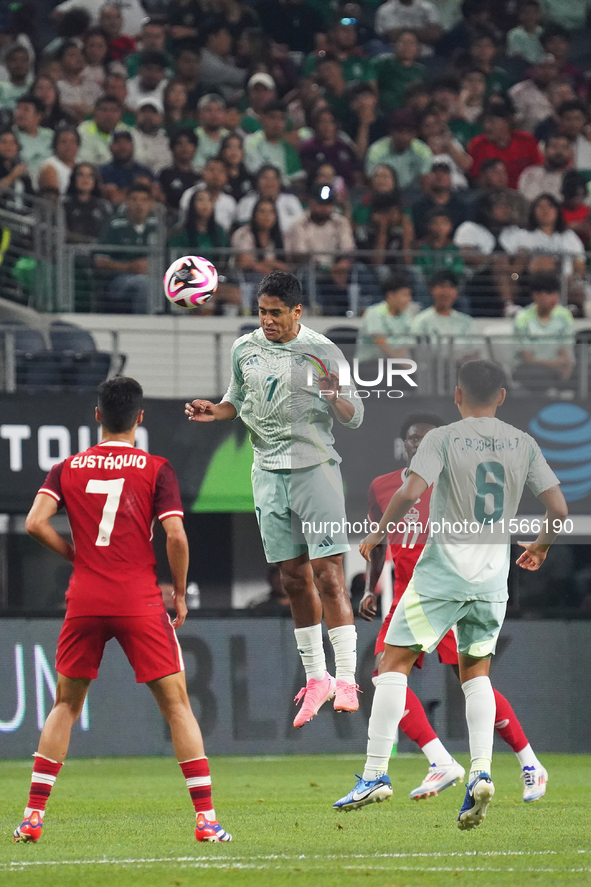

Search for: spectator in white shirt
xmin=126 ymin=51 xmax=169 ymax=111
xmin=518 ymin=133 xmax=574 ymax=202
xmin=236 ymin=164 xmax=303 ymax=233
xmin=52 ymin=0 xmax=145 ymax=36
xmin=131 ymin=98 xmax=173 ymax=174
xmin=0 ymin=45 xmax=33 ymax=111
xmin=38 ymin=127 xmax=80 ymax=195
xmin=199 ymin=18 xmax=246 ymax=100
xmin=179 ymin=157 xmax=237 ymax=232
xmin=56 ymin=40 xmax=102 ymax=124
xmin=552 ymin=100 xmax=591 ymax=172
xmin=375 ymin=0 xmax=443 ymax=55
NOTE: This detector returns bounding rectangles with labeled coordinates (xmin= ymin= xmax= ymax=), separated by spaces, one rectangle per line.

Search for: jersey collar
xmin=97 ymin=440 xmax=135 ymax=447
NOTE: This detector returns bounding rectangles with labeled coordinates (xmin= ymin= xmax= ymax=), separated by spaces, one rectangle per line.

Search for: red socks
xmin=399 ymin=687 xmax=438 ymax=747
xmin=179 ymin=757 xmax=214 ymax=816
xmin=493 ymin=688 xmax=528 ymax=752
xmin=26 ymin=754 xmax=63 ymax=814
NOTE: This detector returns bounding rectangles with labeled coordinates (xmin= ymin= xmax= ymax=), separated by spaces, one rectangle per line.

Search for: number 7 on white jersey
xmin=86 ymin=478 xmax=125 ymax=546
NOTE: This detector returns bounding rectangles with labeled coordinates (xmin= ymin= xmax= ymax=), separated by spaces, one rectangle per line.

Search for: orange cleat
xmin=195 ymin=813 xmax=232 ymax=842
xmin=13 ymin=811 xmax=43 ymax=843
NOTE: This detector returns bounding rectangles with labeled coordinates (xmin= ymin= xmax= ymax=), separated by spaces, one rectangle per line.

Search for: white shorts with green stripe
xmin=385 ymin=576 xmax=507 ymax=660
xmin=252 ymin=460 xmax=350 ymax=564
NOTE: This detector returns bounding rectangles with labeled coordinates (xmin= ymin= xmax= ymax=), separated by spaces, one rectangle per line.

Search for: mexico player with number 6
xmin=334 ymin=360 xmax=568 ymax=831
xmin=13 ymin=377 xmax=231 ymax=845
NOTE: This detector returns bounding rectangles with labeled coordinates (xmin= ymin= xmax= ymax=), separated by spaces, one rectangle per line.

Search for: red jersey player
xmin=359 ymin=412 xmax=548 ymax=803
xmin=13 ymin=377 xmax=232 ymax=845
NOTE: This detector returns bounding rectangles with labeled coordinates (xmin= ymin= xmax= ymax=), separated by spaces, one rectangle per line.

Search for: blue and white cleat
xmin=409 ymin=760 xmax=465 ymax=800
xmin=457 ymin=773 xmax=495 ymax=830
xmin=333 ymin=774 xmax=393 ymax=811
xmin=521 ymin=765 xmax=548 ymax=802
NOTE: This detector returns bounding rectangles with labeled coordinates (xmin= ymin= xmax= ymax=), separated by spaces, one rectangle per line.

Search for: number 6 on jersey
xmin=86 ymin=478 xmax=125 ymax=546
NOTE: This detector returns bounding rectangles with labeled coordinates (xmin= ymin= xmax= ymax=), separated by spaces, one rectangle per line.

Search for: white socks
xmin=516 ymin=743 xmax=542 ymax=770
xmin=294 ymin=625 xmax=326 ymax=682
xmin=328 ymin=625 xmax=357 ymax=683
xmin=421 ymin=738 xmax=454 ymax=767
xmin=294 ymin=624 xmax=358 ymax=684
xmin=363 ymin=672 xmax=408 ymax=781
xmin=463 ymin=675 xmax=495 ymax=782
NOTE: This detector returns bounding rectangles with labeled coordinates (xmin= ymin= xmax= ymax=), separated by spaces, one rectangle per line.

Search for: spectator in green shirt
xmin=414 ymin=209 xmax=466 ymax=279
xmin=371 ymin=31 xmax=426 ymax=112
xmin=411 ymin=270 xmax=475 ymax=338
xmin=240 ymin=73 xmax=277 ymax=135
xmin=168 ymin=189 xmax=241 ymax=312
xmin=126 ymin=21 xmax=175 ymax=78
xmin=244 ymin=100 xmax=304 ymax=188
xmin=513 ymin=271 xmax=575 ymax=389
xmin=95 ymin=182 xmax=158 ymax=314
xmin=356 ymin=270 xmax=415 ymax=363
xmin=456 ymin=29 xmax=512 ymax=97
xmin=303 ymin=17 xmax=373 ymax=84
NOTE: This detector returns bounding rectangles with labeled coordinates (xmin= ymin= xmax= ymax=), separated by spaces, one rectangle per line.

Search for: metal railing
xmin=1 ymin=189 xmax=587 ymax=316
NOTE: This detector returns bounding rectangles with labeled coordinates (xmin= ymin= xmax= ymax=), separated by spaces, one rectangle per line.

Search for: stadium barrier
xmin=0 ymin=190 xmax=585 ymax=317
xmin=0 ymin=616 xmax=588 ymax=756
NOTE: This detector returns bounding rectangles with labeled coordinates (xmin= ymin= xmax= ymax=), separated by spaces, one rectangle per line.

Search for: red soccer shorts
xmin=56 ymin=612 xmax=185 ymax=683
xmin=374 ymin=604 xmax=458 ymax=669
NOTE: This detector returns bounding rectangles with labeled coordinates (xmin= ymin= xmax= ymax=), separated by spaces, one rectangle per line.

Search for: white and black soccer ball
xmin=163 ymin=255 xmax=218 ymax=308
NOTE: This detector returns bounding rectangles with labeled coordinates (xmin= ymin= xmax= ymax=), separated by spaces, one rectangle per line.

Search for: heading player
xmin=334 ymin=360 xmax=567 ymax=830
xmin=186 ymin=271 xmax=364 ymax=727
xmin=357 ymin=412 xmax=548 ymax=804
xmin=13 ymin=377 xmax=231 ymax=845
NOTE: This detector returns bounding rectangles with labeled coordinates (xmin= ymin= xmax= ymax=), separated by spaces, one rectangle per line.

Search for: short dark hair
xmin=529 ymin=271 xmax=560 ymax=295
xmin=425 ymin=207 xmax=453 ymax=225
xmin=97 ymin=376 xmax=143 ymax=433
xmin=6 ymin=44 xmax=29 ymax=61
xmin=262 ymin=98 xmax=286 ymax=115
xmin=479 ymin=157 xmax=506 ymax=175
xmin=400 ymin=411 xmax=445 ymax=440
xmin=383 ymin=270 xmax=412 ymax=295
xmin=128 ymin=181 xmax=152 ymax=196
xmin=557 ymin=99 xmax=587 ymax=118
xmin=52 ymin=126 xmax=80 ymax=152
xmin=429 ymin=269 xmax=459 ymax=288
xmin=139 ymin=50 xmax=167 ymax=68
xmin=256 ymin=270 xmax=302 ymax=308
xmin=458 ymin=359 xmax=505 ymax=404
xmin=169 ymin=127 xmax=198 ymax=149
xmin=561 ymin=169 xmax=587 ymax=200
xmin=540 ymin=22 xmax=570 ymax=45
xmin=95 ymin=94 xmax=122 ymax=110
xmin=16 ymin=94 xmax=44 ymax=116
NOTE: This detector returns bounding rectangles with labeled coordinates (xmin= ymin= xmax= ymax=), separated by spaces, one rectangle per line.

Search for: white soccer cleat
xmin=409 ymin=760 xmax=466 ymax=800
xmin=521 ymin=765 xmax=548 ymax=802
xmin=457 ymin=773 xmax=495 ymax=830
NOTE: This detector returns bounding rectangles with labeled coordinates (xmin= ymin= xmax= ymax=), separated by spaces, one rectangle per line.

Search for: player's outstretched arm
xmin=360 ymin=472 xmax=428 ymax=561
xmin=359 ymin=543 xmax=387 ymax=620
xmin=25 ymin=494 xmax=75 ymax=562
xmin=516 ymin=484 xmax=568 ymax=572
xmin=162 ymin=515 xmax=189 ymax=628
xmin=184 ymin=400 xmax=237 ymax=422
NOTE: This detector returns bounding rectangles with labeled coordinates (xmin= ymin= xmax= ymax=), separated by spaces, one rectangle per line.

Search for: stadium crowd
xmin=1 ymin=0 xmax=591 ymax=322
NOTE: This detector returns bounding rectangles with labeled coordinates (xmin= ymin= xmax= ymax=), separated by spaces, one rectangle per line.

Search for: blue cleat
xmin=457 ymin=773 xmax=495 ymax=830
xmin=333 ymin=774 xmax=393 ymax=811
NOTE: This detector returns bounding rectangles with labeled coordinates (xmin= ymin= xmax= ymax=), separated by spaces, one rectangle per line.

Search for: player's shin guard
xmin=180 ymin=757 xmax=214 ymax=818
xmin=363 ymin=672 xmax=408 ymax=781
xmin=463 ymin=676 xmax=495 ymax=781
xmin=26 ymin=754 xmax=63 ymax=815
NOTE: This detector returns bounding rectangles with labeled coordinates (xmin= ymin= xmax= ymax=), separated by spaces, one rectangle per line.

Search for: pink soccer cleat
xmin=293 ymin=672 xmax=336 ymax=728
xmin=13 ymin=811 xmax=43 ymax=843
xmin=334 ymin=680 xmax=360 ymax=713
xmin=195 ymin=813 xmax=232 ymax=842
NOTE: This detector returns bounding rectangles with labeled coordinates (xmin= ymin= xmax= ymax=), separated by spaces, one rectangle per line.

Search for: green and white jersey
xmin=513 ymin=303 xmax=574 ymax=363
xmin=222 ymin=323 xmax=364 ymax=470
xmin=409 ymin=416 xmax=559 ymax=602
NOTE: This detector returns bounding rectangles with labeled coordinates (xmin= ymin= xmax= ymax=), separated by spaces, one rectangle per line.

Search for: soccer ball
xmin=163 ymin=255 xmax=218 ymax=308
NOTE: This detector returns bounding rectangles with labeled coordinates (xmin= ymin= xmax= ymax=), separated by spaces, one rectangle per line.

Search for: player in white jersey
xmin=334 ymin=360 xmax=568 ymax=829
xmin=185 ymin=271 xmax=364 ymax=726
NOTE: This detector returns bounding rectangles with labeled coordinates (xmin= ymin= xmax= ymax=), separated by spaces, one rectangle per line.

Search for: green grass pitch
xmin=1 ymin=754 xmax=589 ymax=887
